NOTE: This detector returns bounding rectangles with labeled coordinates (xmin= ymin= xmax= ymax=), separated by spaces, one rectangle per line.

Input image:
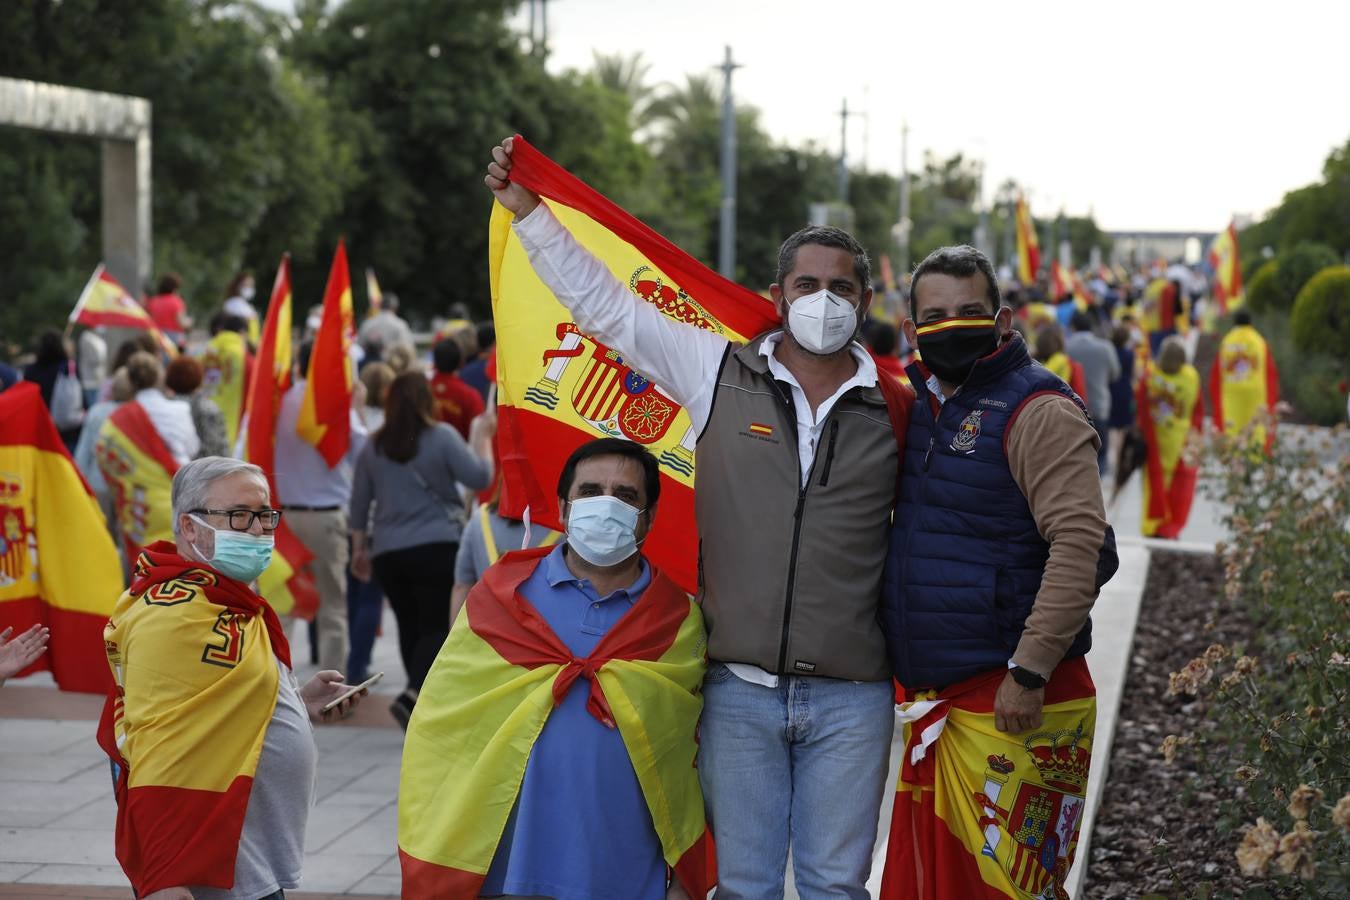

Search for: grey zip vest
xmin=695 ymin=334 xmax=897 ymax=681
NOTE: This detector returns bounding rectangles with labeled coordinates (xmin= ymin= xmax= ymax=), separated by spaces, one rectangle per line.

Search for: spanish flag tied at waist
xmin=489 ymin=135 xmax=780 ymax=593
xmin=97 ymin=541 xmax=291 ymax=897
xmin=0 ymin=383 xmax=121 ymax=693
xmin=882 ymin=658 xmax=1096 ymax=900
xmin=397 ymin=546 xmax=713 ymax=899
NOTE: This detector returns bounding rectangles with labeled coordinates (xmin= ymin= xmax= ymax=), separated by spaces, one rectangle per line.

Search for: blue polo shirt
xmin=481 ymin=543 xmax=666 ymax=900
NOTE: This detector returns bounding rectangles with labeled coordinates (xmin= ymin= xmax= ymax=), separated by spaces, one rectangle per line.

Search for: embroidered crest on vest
xmin=951 ymin=409 xmax=983 ymax=454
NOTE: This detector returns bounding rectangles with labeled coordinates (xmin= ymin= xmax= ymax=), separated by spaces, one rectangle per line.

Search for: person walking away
xmin=74 ymin=367 xmax=134 ymax=540
xmin=1208 ymin=308 xmax=1279 ymax=457
xmin=356 ymin=292 xmax=415 ymax=361
xmin=349 ymin=372 xmax=492 ymax=727
xmin=429 ymin=337 xmax=485 ymax=440
xmin=96 ymin=352 xmax=200 ymax=563
xmin=450 ymin=481 xmax=562 ymax=624
xmin=23 ymin=329 xmax=84 ymax=451
xmin=145 ymin=273 xmax=192 ymax=350
xmin=165 ymin=355 xmax=230 ymax=458
xmin=201 ymin=314 xmax=254 ymax=452
xmin=273 ymin=342 xmax=368 ymax=673
xmin=77 ymin=325 xmax=109 ymax=409
xmin=1138 ymin=335 xmax=1203 ymax=539
xmin=1033 ymin=324 xmax=1089 ymax=402
xmin=1065 ymin=311 xmax=1121 ymax=474
xmin=1106 ymin=324 xmax=1137 ymax=474
xmin=459 ymin=320 xmax=496 ymax=400
xmin=222 ymin=271 xmax=261 ymax=346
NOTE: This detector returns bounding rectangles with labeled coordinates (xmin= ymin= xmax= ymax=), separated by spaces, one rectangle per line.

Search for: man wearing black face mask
xmin=876 ymin=245 xmax=1118 ymax=897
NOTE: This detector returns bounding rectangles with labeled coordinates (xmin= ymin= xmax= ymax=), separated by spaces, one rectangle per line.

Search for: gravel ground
xmin=1085 ymin=550 xmax=1284 ymax=899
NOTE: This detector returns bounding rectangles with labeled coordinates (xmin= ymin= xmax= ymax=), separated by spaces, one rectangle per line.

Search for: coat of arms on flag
xmin=0 ymin=475 xmax=35 ymax=590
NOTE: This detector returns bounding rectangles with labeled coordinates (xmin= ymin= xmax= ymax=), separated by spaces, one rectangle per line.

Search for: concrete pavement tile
xmin=54 ymin=762 xmax=114 ymax=789
xmin=40 ymin=796 xmax=117 ymax=831
xmin=374 ymin=855 xmax=401 ymax=876
xmin=303 ymin=801 xmax=383 ymax=853
xmin=0 ymin=782 xmax=108 ymax=825
xmin=0 ymin=864 xmax=41 ymax=883
xmin=0 ymin=722 xmax=94 ymax=756
xmin=0 ymin=756 xmax=97 ymax=785
xmin=318 ymin=812 xmax=398 ymax=858
xmin=15 ymin=866 xmax=126 ymax=888
xmin=0 ymin=828 xmax=115 ymax=866
xmin=294 ymin=852 xmax=387 ymax=894
xmin=348 ymin=873 xmax=401 ymax=896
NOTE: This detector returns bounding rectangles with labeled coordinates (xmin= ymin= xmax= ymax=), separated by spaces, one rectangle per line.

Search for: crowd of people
xmin=0 ymin=135 xmax=1289 ymax=900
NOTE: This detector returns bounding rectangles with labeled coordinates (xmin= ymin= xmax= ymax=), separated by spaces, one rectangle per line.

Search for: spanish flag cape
xmin=97 ymin=541 xmax=290 ymax=897
xmin=0 ymin=383 xmax=122 ymax=692
xmin=398 ymin=546 xmax=713 ymax=899
xmin=1137 ymin=361 xmax=1202 ymax=538
xmin=1208 ymin=324 xmax=1278 ymax=455
xmin=1041 ymin=352 xmax=1088 ymax=405
xmin=881 ymin=658 xmax=1096 ymax=900
xmin=201 ymin=328 xmax=252 ymax=451
xmin=95 ymin=400 xmax=180 ymax=561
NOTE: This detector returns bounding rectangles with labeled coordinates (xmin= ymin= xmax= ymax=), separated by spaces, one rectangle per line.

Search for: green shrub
xmin=1272 ymin=242 xmax=1340 ymax=311
xmin=1253 ymin=309 xmax=1347 ymax=426
xmin=1291 ymin=265 xmax=1350 ymax=359
xmin=1245 ymin=260 xmax=1282 ymax=314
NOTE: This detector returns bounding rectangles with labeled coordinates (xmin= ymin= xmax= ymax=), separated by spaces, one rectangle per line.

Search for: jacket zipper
xmin=817 ymin=419 xmax=840 ymax=487
xmin=899 ymin=391 xmax=954 ymax=685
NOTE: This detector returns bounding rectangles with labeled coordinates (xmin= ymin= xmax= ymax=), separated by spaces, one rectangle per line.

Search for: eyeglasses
xmin=191 ymin=508 xmax=283 ymax=532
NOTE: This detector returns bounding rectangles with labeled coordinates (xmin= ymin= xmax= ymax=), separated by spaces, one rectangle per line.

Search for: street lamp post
xmin=717 ymin=46 xmax=741 ymax=280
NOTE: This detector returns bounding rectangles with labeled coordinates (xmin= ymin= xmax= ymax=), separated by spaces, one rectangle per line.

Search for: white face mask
xmin=566 ymin=495 xmax=643 ymax=568
xmin=786 ymin=288 xmax=858 ymax=355
xmin=240 ymin=285 xmax=256 ymax=301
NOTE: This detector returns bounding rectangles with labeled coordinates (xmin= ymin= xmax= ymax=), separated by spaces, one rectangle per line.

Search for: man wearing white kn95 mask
xmin=485 ymin=137 xmax=914 ymax=900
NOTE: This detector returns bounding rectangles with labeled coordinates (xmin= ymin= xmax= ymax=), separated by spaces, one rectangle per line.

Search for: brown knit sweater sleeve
xmin=1005 ymin=394 xmax=1107 ymax=677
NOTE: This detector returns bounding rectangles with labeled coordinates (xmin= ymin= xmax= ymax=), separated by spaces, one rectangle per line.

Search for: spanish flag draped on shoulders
xmin=1137 ymin=356 xmax=1203 ymax=538
xmin=398 ymin=545 xmax=713 ymax=899
xmin=1208 ymin=321 xmax=1278 ymax=455
xmin=96 ymin=400 xmax=180 ymax=561
xmin=201 ymin=327 xmax=253 ymax=452
xmin=97 ymin=541 xmax=290 ymax=896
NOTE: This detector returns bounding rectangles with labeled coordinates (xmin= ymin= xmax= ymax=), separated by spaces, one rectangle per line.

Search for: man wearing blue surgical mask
xmin=486 ymin=137 xmax=913 ymax=899
xmin=399 ymin=438 xmax=710 ymax=900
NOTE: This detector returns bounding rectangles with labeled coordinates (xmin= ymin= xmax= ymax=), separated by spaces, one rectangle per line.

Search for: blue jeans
xmin=699 ymin=664 xmax=895 ymax=899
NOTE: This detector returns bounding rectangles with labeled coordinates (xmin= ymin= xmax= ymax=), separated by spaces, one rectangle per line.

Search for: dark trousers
xmin=346 ymin=565 xmax=384 ymax=685
xmin=372 ymin=542 xmax=457 ymax=693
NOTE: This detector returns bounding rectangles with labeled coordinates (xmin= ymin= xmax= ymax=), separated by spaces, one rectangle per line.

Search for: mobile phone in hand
xmin=321 ymin=671 xmax=384 ymax=713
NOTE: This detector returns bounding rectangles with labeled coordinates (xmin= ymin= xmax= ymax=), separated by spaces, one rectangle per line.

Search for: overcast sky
xmin=509 ymin=0 xmax=1349 ymax=232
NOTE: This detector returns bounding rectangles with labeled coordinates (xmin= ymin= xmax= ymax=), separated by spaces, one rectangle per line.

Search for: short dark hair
xmin=432 ymin=338 xmax=462 ymax=374
xmin=775 ymin=226 xmax=871 ymax=292
xmin=298 ymin=341 xmax=313 ymax=376
xmin=1070 ymin=311 xmax=1094 ymax=332
xmin=476 ymin=321 xmax=496 ymax=351
xmin=909 ymin=245 xmax=1001 ymax=317
xmin=157 ymin=272 xmax=182 ymax=295
xmin=1233 ymin=308 xmax=1253 ymax=326
xmin=556 ymin=438 xmax=661 ymax=508
xmin=862 ymin=319 xmax=897 ymax=355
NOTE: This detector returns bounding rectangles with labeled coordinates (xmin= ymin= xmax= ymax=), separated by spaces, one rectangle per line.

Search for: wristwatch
xmin=1010 ymin=666 xmax=1047 ymax=690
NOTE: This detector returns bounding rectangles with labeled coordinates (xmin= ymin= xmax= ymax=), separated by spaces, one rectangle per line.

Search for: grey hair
xmin=910 ymin=245 xmax=1002 ymax=316
xmin=171 ymin=457 xmax=269 ymax=536
xmin=775 ymin=226 xmax=871 ymax=292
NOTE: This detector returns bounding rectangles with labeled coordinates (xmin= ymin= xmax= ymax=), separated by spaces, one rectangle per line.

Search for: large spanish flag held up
xmin=880 ymin=658 xmax=1097 ymax=900
xmin=398 ymin=547 xmax=713 ymax=899
xmin=0 ymin=384 xmax=121 ymax=693
xmin=297 ymin=241 xmax=356 ymax=468
xmin=241 ymin=256 xmax=318 ymax=619
xmin=69 ymin=265 xmax=177 ymax=357
xmin=488 ymin=135 xmax=779 ymax=592
xmin=1015 ymin=197 xmax=1041 ymax=286
xmin=1207 ymin=220 xmax=1244 ymax=314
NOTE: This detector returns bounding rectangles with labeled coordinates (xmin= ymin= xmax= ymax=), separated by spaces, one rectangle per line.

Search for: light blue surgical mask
xmin=565 ymin=496 xmax=644 ymax=567
xmin=190 ymin=514 xmax=275 ymax=583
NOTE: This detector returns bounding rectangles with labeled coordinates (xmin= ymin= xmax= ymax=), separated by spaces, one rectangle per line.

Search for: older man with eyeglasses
xmin=98 ymin=456 xmax=368 ymax=900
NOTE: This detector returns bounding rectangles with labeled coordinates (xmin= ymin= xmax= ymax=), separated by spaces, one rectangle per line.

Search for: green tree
xmin=1290 ymin=265 xmax=1350 ymax=360
xmin=1272 ymin=241 xmax=1339 ymax=312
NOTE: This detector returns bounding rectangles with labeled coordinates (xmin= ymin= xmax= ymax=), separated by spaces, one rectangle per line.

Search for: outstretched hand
xmin=0 ymin=625 xmax=49 ymax=683
xmin=484 ymin=137 xmax=542 ymax=220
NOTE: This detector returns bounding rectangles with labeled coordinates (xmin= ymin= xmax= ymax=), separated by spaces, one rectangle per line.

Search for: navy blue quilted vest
xmin=881 ymin=333 xmax=1094 ymax=689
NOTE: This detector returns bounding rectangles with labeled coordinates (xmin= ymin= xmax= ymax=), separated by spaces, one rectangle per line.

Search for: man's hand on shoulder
xmin=484 ymin=137 xmax=541 ymax=220
xmin=994 ymin=671 xmax=1044 ymax=734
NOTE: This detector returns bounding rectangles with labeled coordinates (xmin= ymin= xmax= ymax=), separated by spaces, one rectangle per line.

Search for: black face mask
xmin=915 ymin=316 xmax=999 ymax=385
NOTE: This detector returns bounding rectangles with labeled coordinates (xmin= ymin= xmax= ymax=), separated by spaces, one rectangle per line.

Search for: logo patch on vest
xmin=950 ymin=409 xmax=983 ymax=454
xmin=739 ymin=421 xmax=781 ymax=444
xmin=793 ymin=660 xmax=817 ymax=673
xmin=978 ymin=397 xmax=1008 ymax=409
